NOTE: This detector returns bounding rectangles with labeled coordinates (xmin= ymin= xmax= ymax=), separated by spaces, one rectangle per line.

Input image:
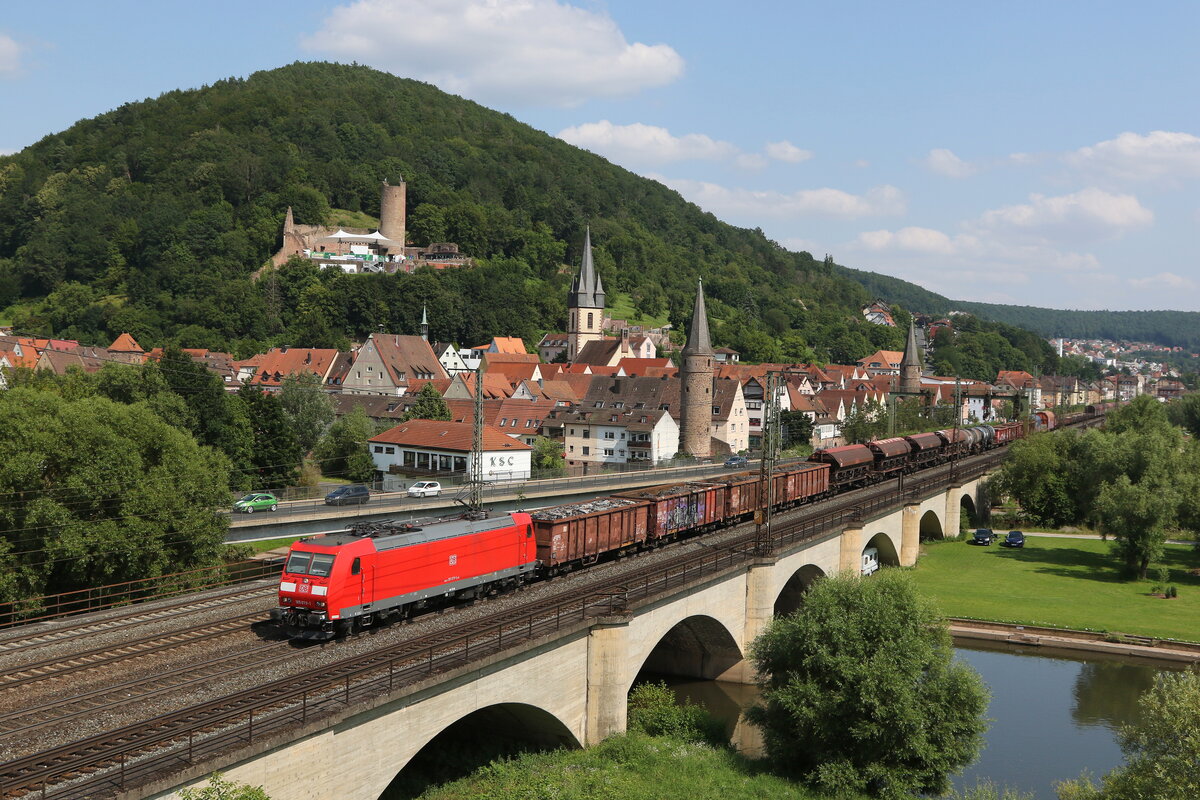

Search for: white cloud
xmin=558 ymin=121 xmax=737 ymax=165
xmin=1067 ymin=131 xmax=1200 ymax=181
xmin=923 ymin=148 xmax=977 ymax=178
xmin=977 ymin=187 xmax=1153 ymax=238
xmin=0 ymin=32 xmax=21 ymax=76
xmin=853 ymin=224 xmax=1101 ymax=276
xmin=764 ymin=140 xmax=812 ymax=164
xmin=854 ymin=159 xmax=871 ymax=168
xmin=734 ymin=153 xmax=768 ymax=171
xmin=302 ymin=0 xmax=684 ymax=107
xmin=656 ymin=176 xmax=905 ymax=219
xmin=1128 ymin=272 xmax=1197 ymax=290
xmin=857 ymin=226 xmax=958 ymax=255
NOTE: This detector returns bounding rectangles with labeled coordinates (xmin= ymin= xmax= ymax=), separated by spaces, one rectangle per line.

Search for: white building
xmin=368 ymin=419 xmax=532 ymax=488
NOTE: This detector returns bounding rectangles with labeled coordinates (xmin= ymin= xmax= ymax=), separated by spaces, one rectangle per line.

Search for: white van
xmin=861 ymin=547 xmax=880 ymax=576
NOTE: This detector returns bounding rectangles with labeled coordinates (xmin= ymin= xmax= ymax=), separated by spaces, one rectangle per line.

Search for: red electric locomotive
xmin=272 ymin=512 xmax=536 ymax=640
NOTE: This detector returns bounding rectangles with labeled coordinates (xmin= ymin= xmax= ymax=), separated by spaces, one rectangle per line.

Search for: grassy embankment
xmin=411 ymin=733 xmax=850 ymax=800
xmin=912 ymin=535 xmax=1200 ymax=641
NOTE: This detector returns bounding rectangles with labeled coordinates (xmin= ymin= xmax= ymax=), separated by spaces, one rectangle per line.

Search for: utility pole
xmin=468 ymin=366 xmax=485 ymax=516
xmin=755 ymin=369 xmax=809 ymax=555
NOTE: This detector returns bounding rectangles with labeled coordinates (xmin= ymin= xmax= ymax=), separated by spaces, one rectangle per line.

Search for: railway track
xmin=0 ymin=446 xmax=1026 ymax=799
xmin=0 ymin=584 xmax=275 ymax=659
xmin=0 ymin=454 xmax=1000 ymax=799
xmin=0 ymin=611 xmax=266 ymax=690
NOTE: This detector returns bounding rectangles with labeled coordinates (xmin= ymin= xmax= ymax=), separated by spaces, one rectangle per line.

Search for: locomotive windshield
xmin=285 ymin=551 xmax=336 ymax=577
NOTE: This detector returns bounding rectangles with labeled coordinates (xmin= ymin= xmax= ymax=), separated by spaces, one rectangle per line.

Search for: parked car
xmin=233 ymin=493 xmax=278 ymax=513
xmin=407 ymin=480 xmax=442 ymax=498
xmin=724 ymin=455 xmax=749 ymax=468
xmin=971 ymin=528 xmax=995 ymax=546
xmin=1001 ymin=530 xmax=1025 ymax=548
xmin=325 ymin=484 xmax=371 ymax=506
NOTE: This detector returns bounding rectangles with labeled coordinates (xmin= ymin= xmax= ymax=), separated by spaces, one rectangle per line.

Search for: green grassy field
xmin=912 ymin=536 xmax=1200 ymax=642
xmin=249 ymin=535 xmax=306 ymax=553
xmin=606 ymin=292 xmax=671 ymax=330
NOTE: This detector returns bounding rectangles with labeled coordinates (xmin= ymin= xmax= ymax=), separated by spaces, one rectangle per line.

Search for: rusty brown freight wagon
xmin=529 ymin=497 xmax=650 ymax=569
xmin=700 ymin=470 xmax=762 ymax=519
xmin=772 ymin=461 xmax=831 ymax=505
xmin=613 ymin=482 xmax=728 ymax=541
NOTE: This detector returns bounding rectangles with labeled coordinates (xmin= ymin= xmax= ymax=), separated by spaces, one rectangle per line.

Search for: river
xmin=664 ymin=642 xmax=1176 ymax=799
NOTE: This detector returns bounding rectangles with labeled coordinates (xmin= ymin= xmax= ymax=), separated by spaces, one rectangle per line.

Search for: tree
xmin=180 ymin=773 xmax=270 ymax=800
xmin=237 ymin=384 xmax=302 ymax=490
xmin=278 ymin=372 xmax=334 ymax=454
xmin=840 ymin=400 xmax=886 ymax=444
xmin=1094 ymin=474 xmax=1176 ymax=579
xmin=530 ymin=436 xmax=565 ymax=473
xmin=0 ymin=388 xmax=231 ymax=602
xmin=402 ymin=381 xmax=451 ymax=421
xmin=779 ymin=410 xmax=814 ymax=450
xmin=314 ymin=407 xmax=376 ymax=482
xmin=1056 ymin=671 xmax=1200 ymax=800
xmin=1166 ymin=393 xmax=1200 ymax=438
xmin=747 ymin=570 xmax=988 ymax=799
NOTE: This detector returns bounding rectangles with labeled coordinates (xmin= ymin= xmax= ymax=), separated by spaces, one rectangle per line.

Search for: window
xmin=604 ymin=448 xmax=614 ymax=456
xmin=604 ymin=431 xmax=615 ymax=439
xmin=351 ymin=558 xmax=361 ymax=576
xmin=569 ymin=428 xmax=575 ymax=436
xmin=404 ymin=451 xmax=416 ymax=467
xmin=500 ymin=418 xmax=508 ymax=427
xmin=385 ymin=447 xmax=395 ymax=455
xmin=713 ymin=406 xmax=720 ymax=414
xmin=582 ymin=446 xmax=590 ymax=455
xmin=367 ymin=365 xmax=373 ymax=372
xmin=613 ymin=401 xmax=624 ymax=409
xmin=526 ymin=419 xmax=534 ymax=428
xmin=373 ymin=445 xmax=384 ymax=453
xmin=583 ymin=429 xmax=590 ymax=437
xmin=569 ymin=445 xmax=575 ymax=452
xmin=587 ymin=312 xmax=594 ymax=328
xmin=620 ymin=432 xmax=626 ymax=439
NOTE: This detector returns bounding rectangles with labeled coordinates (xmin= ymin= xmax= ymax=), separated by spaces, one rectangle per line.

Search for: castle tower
xmin=283 ymin=206 xmax=295 ymax=236
xmin=679 ymin=279 xmax=714 ymax=458
xmin=900 ymin=319 xmax=922 ymax=395
xmin=420 ymin=304 xmax=429 ymax=342
xmin=567 ymin=228 xmax=605 ymax=361
xmin=379 ymin=178 xmax=407 ymax=250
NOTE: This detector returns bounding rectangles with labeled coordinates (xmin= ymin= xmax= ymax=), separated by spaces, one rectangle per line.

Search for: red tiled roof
xmin=370 ymin=419 xmax=531 ymax=451
xmin=108 ymin=333 xmax=143 ymax=353
xmin=247 ymin=348 xmax=341 ymax=386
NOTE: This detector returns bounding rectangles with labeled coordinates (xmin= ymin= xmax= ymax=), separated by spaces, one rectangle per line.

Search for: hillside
xmin=0 ymin=62 xmax=1055 ymax=378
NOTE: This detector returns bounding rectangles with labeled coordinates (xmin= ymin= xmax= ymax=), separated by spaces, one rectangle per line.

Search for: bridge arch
xmin=919 ymin=509 xmax=944 ymax=540
xmin=637 ymin=614 xmax=743 ymax=683
xmin=959 ymin=494 xmax=978 ymax=532
xmin=864 ymin=532 xmax=900 ymax=569
xmin=376 ymin=703 xmax=579 ymax=799
xmin=774 ymin=564 xmax=825 ymax=616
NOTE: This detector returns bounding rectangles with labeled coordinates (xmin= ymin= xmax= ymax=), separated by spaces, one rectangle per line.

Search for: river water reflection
xmin=664 ymin=643 xmax=1175 ymax=800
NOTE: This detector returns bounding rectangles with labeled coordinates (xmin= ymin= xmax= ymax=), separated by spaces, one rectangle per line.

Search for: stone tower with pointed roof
xmin=900 ymin=319 xmax=922 ymax=395
xmin=567 ymin=228 xmax=606 ymax=362
xmin=679 ymin=279 xmax=715 ymax=458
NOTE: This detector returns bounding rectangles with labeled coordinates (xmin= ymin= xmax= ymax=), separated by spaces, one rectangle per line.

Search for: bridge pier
xmin=586 ymin=618 xmax=630 ymax=745
xmin=900 ymin=504 xmax=920 ymax=566
xmin=839 ymin=525 xmax=863 ymax=573
xmin=945 ymin=486 xmax=963 ymax=539
xmin=715 ymin=557 xmax=777 ymax=685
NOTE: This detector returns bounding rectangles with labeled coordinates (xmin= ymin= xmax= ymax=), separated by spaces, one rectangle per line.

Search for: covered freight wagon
xmin=867 ymin=437 xmax=912 ymax=476
xmin=613 ymin=481 xmax=728 ymax=541
xmin=903 ymin=432 xmax=945 ymax=468
xmin=529 ymin=497 xmax=649 ymax=569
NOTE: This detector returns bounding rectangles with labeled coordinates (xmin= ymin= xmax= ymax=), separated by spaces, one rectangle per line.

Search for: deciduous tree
xmin=747 ymin=570 xmax=988 ymax=799
xmin=278 ymin=372 xmax=334 ymax=454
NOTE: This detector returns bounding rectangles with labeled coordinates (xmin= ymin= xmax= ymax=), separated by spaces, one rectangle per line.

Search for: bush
xmin=627 ymin=681 xmax=726 ymax=746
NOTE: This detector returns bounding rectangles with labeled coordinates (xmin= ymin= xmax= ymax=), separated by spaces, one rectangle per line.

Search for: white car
xmin=407 ymin=481 xmax=442 ymax=498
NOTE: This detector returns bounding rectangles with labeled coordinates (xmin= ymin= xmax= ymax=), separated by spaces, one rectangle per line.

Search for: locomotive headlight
xmin=316 ymin=601 xmax=326 ymax=608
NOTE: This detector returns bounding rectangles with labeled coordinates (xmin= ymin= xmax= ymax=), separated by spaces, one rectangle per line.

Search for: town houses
xmin=0 ymin=229 xmax=1190 ymax=486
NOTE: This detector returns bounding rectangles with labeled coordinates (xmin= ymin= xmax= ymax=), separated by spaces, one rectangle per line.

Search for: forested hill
xmin=0 ymin=60 xmax=902 ymax=363
xmin=840 ymin=265 xmax=1200 ymax=351
xmin=10 ymin=60 xmax=1142 ymax=380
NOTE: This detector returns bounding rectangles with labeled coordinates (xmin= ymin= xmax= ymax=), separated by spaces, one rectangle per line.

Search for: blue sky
xmin=2 ymin=1 xmax=1197 ymax=311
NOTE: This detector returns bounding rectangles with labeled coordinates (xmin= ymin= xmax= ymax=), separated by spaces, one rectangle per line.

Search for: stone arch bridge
xmin=144 ymin=475 xmax=986 ymax=800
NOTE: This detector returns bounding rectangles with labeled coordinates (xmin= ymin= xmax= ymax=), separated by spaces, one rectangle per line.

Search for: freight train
xmin=271 ymin=411 xmax=1104 ymax=639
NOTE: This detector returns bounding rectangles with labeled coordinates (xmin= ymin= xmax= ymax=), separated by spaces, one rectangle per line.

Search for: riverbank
xmin=950 ymin=619 xmax=1200 ymax=663
xmin=911 ymin=535 xmax=1200 ymax=642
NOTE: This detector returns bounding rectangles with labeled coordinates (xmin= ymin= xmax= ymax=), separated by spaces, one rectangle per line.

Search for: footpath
xmin=949 ymin=618 xmax=1200 ymax=664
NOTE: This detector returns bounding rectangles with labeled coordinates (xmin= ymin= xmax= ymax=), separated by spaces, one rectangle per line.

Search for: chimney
xmin=305 ymin=352 xmax=312 ymax=365
xmin=621 ymin=327 xmax=630 ymax=354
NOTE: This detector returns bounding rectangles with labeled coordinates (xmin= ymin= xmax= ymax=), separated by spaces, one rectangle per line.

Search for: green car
xmin=233 ymin=493 xmax=278 ymax=513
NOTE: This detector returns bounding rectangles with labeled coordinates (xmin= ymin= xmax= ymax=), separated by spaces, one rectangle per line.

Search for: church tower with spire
xmin=420 ymin=304 xmax=429 ymax=342
xmin=567 ymin=228 xmax=606 ymax=362
xmin=900 ymin=319 xmax=922 ymax=395
xmin=679 ymin=279 xmax=715 ymax=458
